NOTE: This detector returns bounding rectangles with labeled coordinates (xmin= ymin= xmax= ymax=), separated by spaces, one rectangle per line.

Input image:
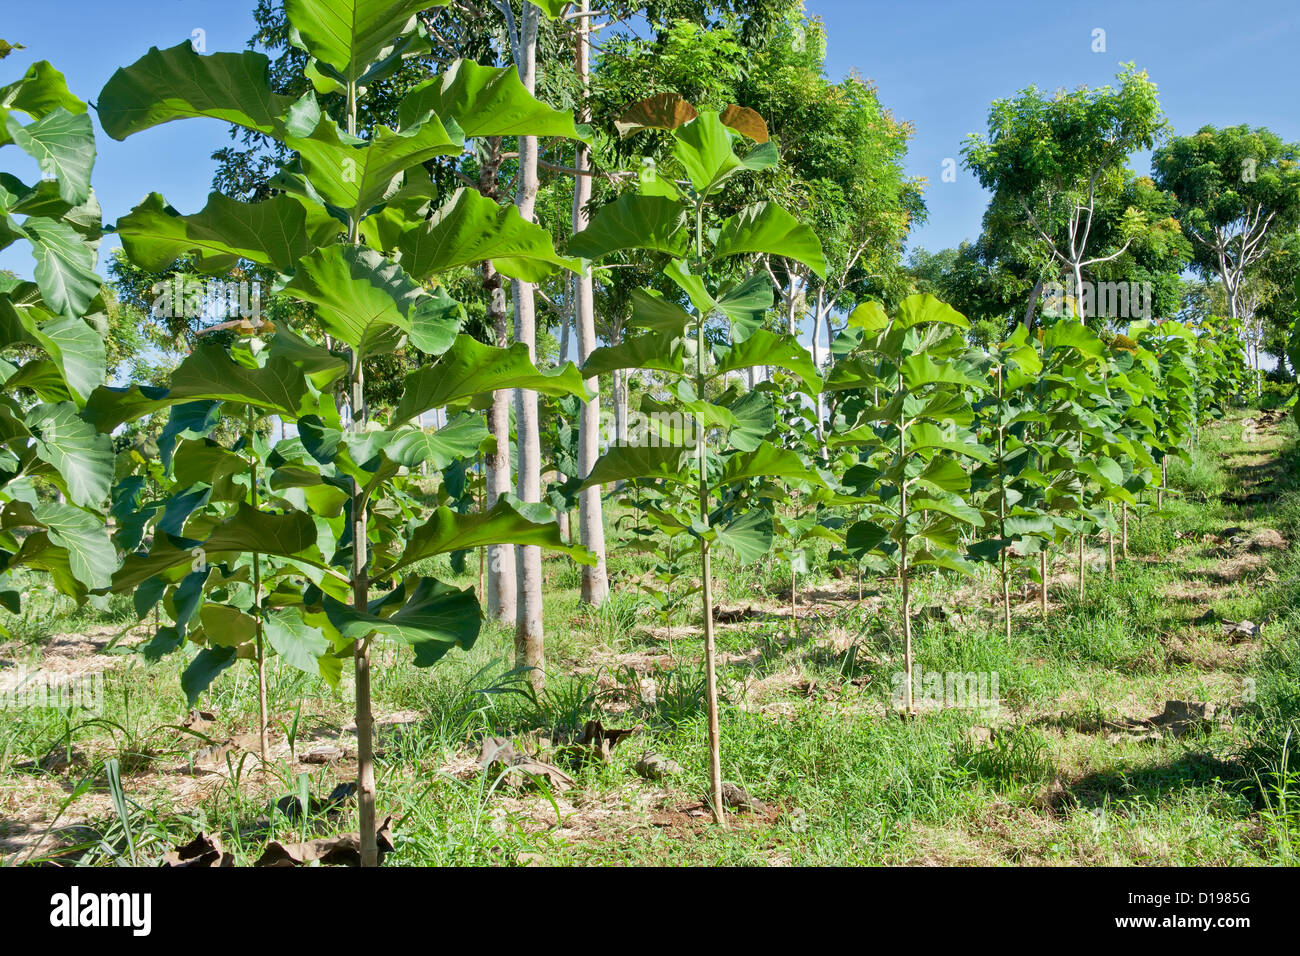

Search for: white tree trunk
xmin=556 ymin=295 xmax=571 ymax=544
xmin=572 ymin=0 xmax=608 ymax=606
xmin=811 ymin=287 xmax=826 ymax=449
xmin=479 ymin=137 xmax=515 ymax=624
xmin=511 ymin=3 xmax=545 ymax=688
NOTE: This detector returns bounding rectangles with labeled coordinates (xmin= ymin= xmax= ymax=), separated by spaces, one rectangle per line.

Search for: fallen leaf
xmin=254 ymin=816 xmax=394 ymax=867
xmin=478 ymin=736 xmax=575 ymax=792
xmin=163 ymin=832 xmax=233 ymax=868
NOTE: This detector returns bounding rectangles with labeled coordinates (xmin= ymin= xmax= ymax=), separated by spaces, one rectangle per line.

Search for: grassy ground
xmin=2 ymin=407 xmax=1298 ymax=866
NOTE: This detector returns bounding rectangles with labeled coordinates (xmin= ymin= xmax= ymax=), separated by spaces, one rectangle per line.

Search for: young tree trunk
xmin=480 ymin=138 xmax=516 ymax=624
xmin=1077 ymin=530 xmax=1085 ymax=600
xmin=571 ymin=1 xmax=608 ymax=607
xmin=1121 ymin=502 xmax=1129 ymax=557
xmin=349 ymin=357 xmax=377 ymax=866
xmin=1001 ymin=550 xmax=1011 ymax=642
xmin=811 ymin=288 xmax=827 ymax=454
xmin=553 ymin=283 xmax=569 ymax=546
xmin=700 ymin=539 xmax=724 ymax=825
xmin=996 ymin=376 xmax=1010 ymax=642
xmin=899 ymin=396 xmax=914 ymax=715
xmin=339 ymin=80 xmax=379 ymax=869
xmin=1040 ymin=549 xmax=1048 ymax=618
xmin=783 ymin=270 xmax=800 ymax=335
xmin=614 ymin=366 xmax=629 ymax=444
xmin=791 ymin=563 xmax=798 ymax=629
xmin=247 ymin=411 xmax=269 ymax=771
xmin=556 ymin=283 xmax=572 ymax=548
xmin=1107 ymin=502 xmax=1116 ymax=580
xmin=510 ymin=5 xmax=545 ymax=689
xmin=694 ymin=310 xmax=725 ymax=827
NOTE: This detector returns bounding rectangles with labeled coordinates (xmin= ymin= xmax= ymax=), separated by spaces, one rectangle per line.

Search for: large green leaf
xmin=722 ymin=389 xmax=773 ymax=452
xmin=711 ymin=202 xmax=826 ymax=278
xmin=567 ymin=193 xmax=688 ymax=260
xmin=713 ymin=330 xmax=821 ymax=395
xmin=386 ymin=497 xmax=594 ymax=577
xmin=268 ymin=326 xmax=349 ymax=389
xmin=397 ymin=58 xmax=580 ymax=139
xmin=895 ymin=293 xmax=969 ymax=330
xmin=387 ymin=412 xmax=487 ymax=469
xmin=3 ymin=178 xmax=101 ymax=241
xmin=323 ymin=576 xmax=479 ymax=667
xmin=711 ymin=441 xmax=825 ymax=493
xmin=398 ymin=187 xmax=576 ymax=283
xmin=905 ymin=422 xmax=994 ymax=463
xmin=114 ymin=191 xmax=342 ymax=273
xmin=199 ymin=603 xmax=257 ymax=648
xmin=98 ymin=43 xmax=297 ymax=140
xmin=24 ymin=402 xmax=113 ymax=506
xmin=181 ymin=646 xmax=237 ymax=704
xmin=715 ymin=273 xmax=774 ymax=338
xmin=628 ymin=288 xmax=692 ymax=335
xmin=85 ymin=346 xmax=316 ymax=431
xmin=713 ymin=507 xmax=773 ymax=565
xmin=1043 ymin=319 xmax=1105 ymax=361
xmin=281 ymin=244 xmax=451 ymax=359
xmin=112 ymin=504 xmax=320 ymax=591
xmin=22 ymin=217 xmax=100 ymax=318
xmin=671 ymin=111 xmax=777 ymax=196
xmin=285 ymin=101 xmax=461 ymax=220
xmin=2 ymin=499 xmax=115 ymax=593
xmin=263 ymin=607 xmax=335 ymax=685
xmin=393 ymin=334 xmax=588 ymax=424
xmin=583 ymin=332 xmax=685 ymax=378
xmin=900 ymin=353 xmax=985 ymax=391
xmin=845 ymin=520 xmax=889 ymax=557
xmin=5 ymin=107 xmax=94 ymax=205
xmin=0 ymin=61 xmax=85 ymax=128
xmin=285 ymin=0 xmax=435 ymax=86
xmin=581 ymin=444 xmax=692 ymax=488
xmin=0 ymin=298 xmax=105 ymax=401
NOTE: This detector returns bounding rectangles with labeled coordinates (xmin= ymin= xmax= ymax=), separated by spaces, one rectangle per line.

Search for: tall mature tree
xmin=963 ymin=65 xmax=1168 ymax=320
xmin=569 ymin=0 xmax=609 ymax=605
xmin=591 ymin=4 xmax=921 ymax=436
xmin=493 ymin=0 xmax=549 ymax=686
xmin=1256 ymin=230 xmax=1300 ymax=378
xmin=1152 ymin=125 xmax=1300 ymax=323
xmin=1154 ymin=125 xmax=1300 ymax=392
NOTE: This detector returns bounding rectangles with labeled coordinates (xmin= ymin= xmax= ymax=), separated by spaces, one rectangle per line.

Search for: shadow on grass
xmin=1054 ymin=749 xmax=1243 ymax=812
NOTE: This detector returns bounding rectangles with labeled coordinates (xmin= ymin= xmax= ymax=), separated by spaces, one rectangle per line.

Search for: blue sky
xmin=1 ymin=1 xmax=263 ymax=277
xmin=3 ymin=0 xmax=1299 ymax=280
xmin=813 ymin=0 xmax=1300 ymax=254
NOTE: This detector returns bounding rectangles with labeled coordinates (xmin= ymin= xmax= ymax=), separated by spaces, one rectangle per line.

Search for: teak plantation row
xmin=0 ymin=1 xmax=1290 ymax=866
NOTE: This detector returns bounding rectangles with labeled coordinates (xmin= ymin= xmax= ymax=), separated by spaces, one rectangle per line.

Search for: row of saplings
xmin=0 ymin=0 xmax=1247 ymax=865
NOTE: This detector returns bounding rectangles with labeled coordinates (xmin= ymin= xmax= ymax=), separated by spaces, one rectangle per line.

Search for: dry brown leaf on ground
xmin=163 ymin=832 xmax=233 ymax=868
xmin=254 ymin=816 xmax=394 ymax=867
xmin=477 ymin=736 xmax=576 ymax=792
xmin=557 ymin=720 xmax=638 ymax=768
